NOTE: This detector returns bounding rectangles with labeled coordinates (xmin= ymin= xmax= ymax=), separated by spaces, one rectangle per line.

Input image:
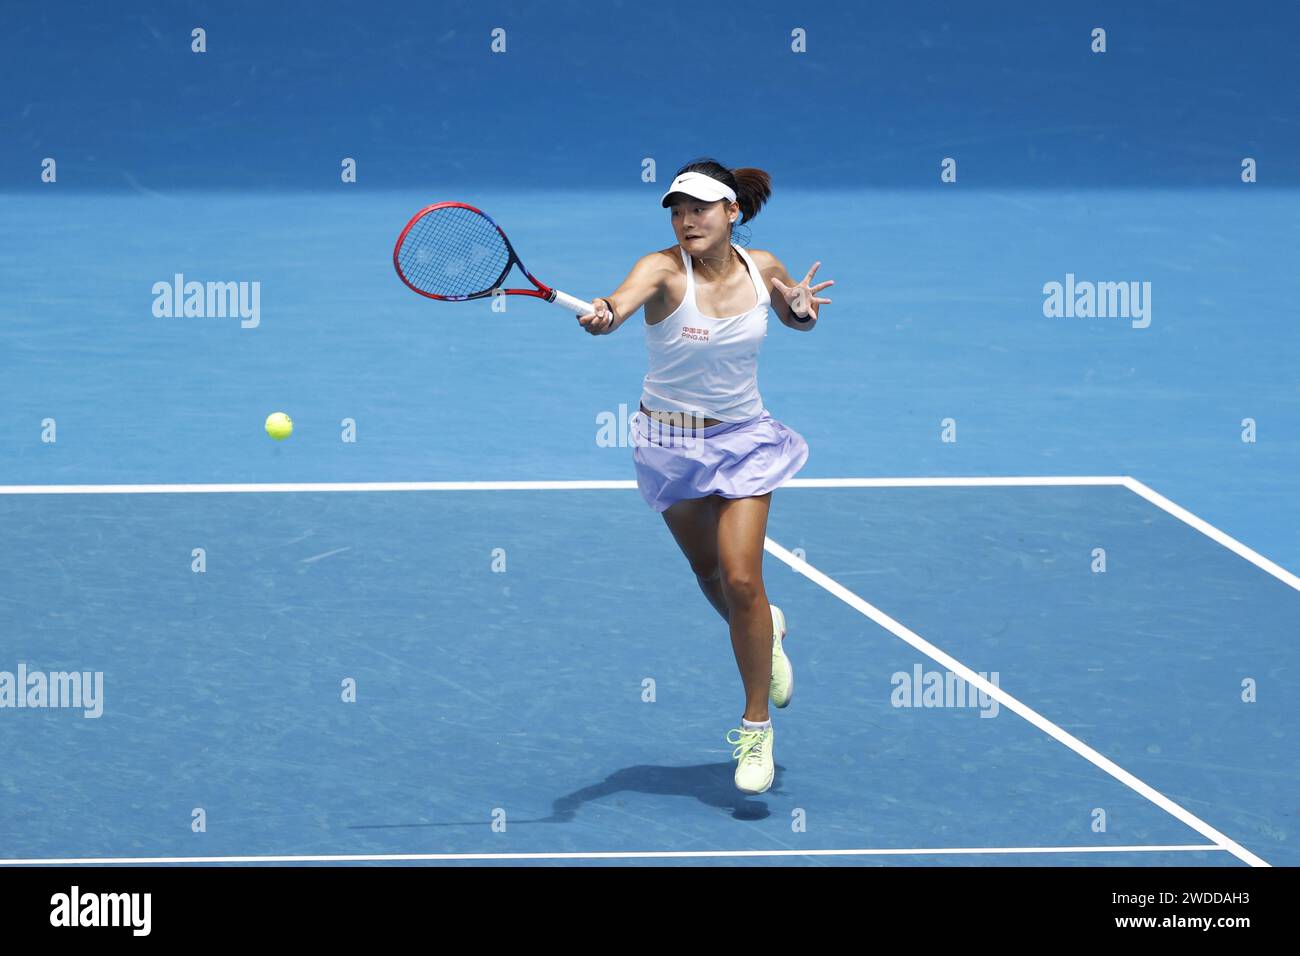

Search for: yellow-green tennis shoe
xmin=770 ymin=604 xmax=794 ymax=708
xmin=726 ymin=725 xmax=775 ymax=794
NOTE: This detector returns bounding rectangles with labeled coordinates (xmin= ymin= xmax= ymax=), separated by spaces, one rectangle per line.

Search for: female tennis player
xmin=576 ymin=159 xmax=833 ymax=794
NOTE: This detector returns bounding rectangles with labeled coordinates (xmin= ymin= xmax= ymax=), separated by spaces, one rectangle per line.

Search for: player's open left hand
xmin=772 ymin=262 xmax=834 ymax=320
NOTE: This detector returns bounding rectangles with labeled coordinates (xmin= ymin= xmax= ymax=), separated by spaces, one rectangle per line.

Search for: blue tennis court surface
xmin=0 ymin=479 xmax=1291 ymax=866
xmin=3 ymin=0 xmax=1298 ymax=870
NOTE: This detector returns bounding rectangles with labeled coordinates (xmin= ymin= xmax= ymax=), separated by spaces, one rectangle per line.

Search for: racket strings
xmin=397 ymin=206 xmax=511 ymax=298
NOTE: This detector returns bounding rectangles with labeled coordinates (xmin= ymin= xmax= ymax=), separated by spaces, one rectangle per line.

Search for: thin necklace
xmin=693 ymin=244 xmax=736 ymax=283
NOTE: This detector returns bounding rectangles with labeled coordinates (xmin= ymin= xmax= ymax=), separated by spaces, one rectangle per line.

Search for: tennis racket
xmin=393 ymin=202 xmax=596 ymax=314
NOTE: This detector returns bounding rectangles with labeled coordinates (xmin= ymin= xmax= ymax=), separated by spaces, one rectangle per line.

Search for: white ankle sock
xmin=742 ymin=717 xmax=772 ymax=731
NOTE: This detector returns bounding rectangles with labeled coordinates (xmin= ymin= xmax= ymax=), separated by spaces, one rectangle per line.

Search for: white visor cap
xmin=659 ymin=171 xmax=737 ymax=207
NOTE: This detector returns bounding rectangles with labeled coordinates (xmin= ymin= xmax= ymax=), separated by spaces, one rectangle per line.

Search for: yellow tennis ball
xmin=265 ymin=412 xmax=293 ymax=441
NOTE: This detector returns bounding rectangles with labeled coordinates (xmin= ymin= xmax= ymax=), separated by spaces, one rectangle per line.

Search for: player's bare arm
xmin=577 ymin=250 xmax=677 ymax=335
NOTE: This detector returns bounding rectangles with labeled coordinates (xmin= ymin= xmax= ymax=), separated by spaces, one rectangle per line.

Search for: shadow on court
xmin=347 ymin=762 xmax=785 ymax=830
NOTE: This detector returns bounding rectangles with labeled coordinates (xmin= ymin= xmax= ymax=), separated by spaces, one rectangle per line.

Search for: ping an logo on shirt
xmin=681 ymin=326 xmax=710 ymax=342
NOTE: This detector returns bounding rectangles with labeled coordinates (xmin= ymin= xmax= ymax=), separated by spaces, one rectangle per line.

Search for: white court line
xmin=789 ymin=476 xmax=1131 ymax=488
xmin=0 ymin=480 xmax=638 ymax=495
xmin=0 ymin=845 xmax=1225 ymax=866
xmin=0 ymin=476 xmax=1127 ymax=495
xmin=1123 ymin=477 xmax=1300 ymax=594
xmin=762 ymin=535 xmax=1271 ymax=868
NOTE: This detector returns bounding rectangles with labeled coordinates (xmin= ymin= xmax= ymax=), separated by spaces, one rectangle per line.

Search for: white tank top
xmin=640 ymin=243 xmax=770 ymax=422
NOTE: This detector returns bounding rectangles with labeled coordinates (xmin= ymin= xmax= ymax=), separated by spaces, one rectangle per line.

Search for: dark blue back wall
xmin=5 ymin=0 xmax=1298 ymax=191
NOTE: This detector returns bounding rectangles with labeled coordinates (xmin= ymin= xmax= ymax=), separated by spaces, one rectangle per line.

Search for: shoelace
xmin=726 ymin=728 xmax=767 ymax=763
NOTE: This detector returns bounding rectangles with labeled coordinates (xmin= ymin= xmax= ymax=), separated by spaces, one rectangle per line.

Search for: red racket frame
xmin=392 ymin=201 xmax=558 ymax=303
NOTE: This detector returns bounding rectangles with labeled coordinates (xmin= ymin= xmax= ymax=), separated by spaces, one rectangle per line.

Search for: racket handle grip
xmin=550 ymin=289 xmax=596 ymax=315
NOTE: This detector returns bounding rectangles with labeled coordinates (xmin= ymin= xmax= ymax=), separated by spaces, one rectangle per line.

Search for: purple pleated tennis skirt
xmin=631 ymin=408 xmax=810 ymax=513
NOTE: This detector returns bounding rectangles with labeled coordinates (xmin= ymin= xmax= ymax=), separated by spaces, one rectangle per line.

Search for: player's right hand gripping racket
xmin=393 ymin=202 xmax=596 ymax=314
